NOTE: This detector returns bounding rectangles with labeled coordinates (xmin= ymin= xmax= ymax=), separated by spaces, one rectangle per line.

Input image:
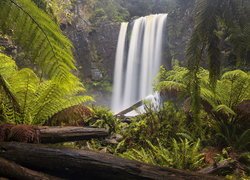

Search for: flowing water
xmin=112 ymin=14 xmax=168 ymax=114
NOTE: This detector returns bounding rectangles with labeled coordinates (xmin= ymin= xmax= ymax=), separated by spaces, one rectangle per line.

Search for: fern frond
xmin=214 ymin=104 xmax=236 ymax=116
xmin=222 ymin=70 xmax=248 ymax=80
xmin=156 ymin=81 xmax=186 ymax=93
xmin=236 ymin=129 xmax=250 ymax=151
xmin=0 ymin=53 xmax=17 ymax=77
xmin=8 ymin=68 xmax=39 ymax=116
xmin=27 ymin=80 xmax=93 ymax=125
xmin=0 ymin=0 xmax=76 ymax=84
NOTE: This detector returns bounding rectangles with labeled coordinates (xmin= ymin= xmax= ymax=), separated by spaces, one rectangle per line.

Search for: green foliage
xmin=186 ymin=0 xmax=250 ymax=122
xmin=155 ymin=65 xmax=188 ymax=96
xmin=0 ymin=53 xmax=92 ymax=125
xmin=32 ymin=0 xmax=75 ymax=23
xmin=121 ymin=138 xmax=204 ymax=170
xmin=121 ymin=139 xmax=172 ymax=167
xmin=156 ymin=66 xmax=250 ymax=150
xmin=202 ymin=70 xmax=250 ymax=110
xmin=116 ymin=101 xmax=187 ymax=149
xmin=85 ymin=106 xmax=118 ymax=133
xmin=46 ymin=0 xmax=75 ymax=23
xmin=0 ymin=0 xmax=78 ymax=86
xmin=156 ymin=66 xmax=250 ymax=115
xmin=171 ymin=138 xmax=204 ymax=170
xmin=212 ymin=121 xmax=250 ymax=151
xmin=86 ymin=0 xmax=129 ymax=24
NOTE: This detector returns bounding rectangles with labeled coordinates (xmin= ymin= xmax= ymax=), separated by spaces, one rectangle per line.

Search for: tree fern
xmin=186 ymin=0 xmax=250 ymax=118
xmin=0 ymin=0 xmax=77 ymax=85
xmin=156 ymin=81 xmax=186 ymax=94
xmin=30 ymin=82 xmax=93 ymax=125
xmin=0 ymin=53 xmax=93 ymax=125
xmin=156 ymin=66 xmax=250 ymax=119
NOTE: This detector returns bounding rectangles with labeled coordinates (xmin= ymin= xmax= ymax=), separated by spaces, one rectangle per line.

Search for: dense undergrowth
xmin=77 ymin=67 xmax=250 ymax=179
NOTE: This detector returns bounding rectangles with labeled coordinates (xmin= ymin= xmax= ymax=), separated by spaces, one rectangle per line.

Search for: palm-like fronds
xmin=0 ymin=0 xmax=76 ymax=84
xmin=156 ymin=81 xmax=186 ymax=94
xmin=155 ymin=66 xmax=189 ymax=92
xmin=156 ymin=66 xmax=250 ymax=115
xmin=0 ymin=53 xmax=93 ymax=125
xmin=29 ymin=80 xmax=93 ymax=125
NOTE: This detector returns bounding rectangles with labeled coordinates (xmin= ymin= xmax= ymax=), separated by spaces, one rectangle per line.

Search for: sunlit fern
xmin=0 ymin=53 xmax=93 ymax=125
xmin=0 ymin=0 xmax=77 ymax=86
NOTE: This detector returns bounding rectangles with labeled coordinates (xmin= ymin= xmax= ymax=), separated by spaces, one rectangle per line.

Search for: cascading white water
xmin=112 ymin=14 xmax=168 ymax=114
xmin=111 ymin=22 xmax=128 ymax=113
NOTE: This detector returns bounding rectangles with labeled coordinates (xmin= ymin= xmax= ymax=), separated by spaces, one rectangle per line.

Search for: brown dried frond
xmin=7 ymin=125 xmax=40 ymax=143
xmin=0 ymin=124 xmax=14 ymax=142
xmin=47 ymin=105 xmax=93 ymax=126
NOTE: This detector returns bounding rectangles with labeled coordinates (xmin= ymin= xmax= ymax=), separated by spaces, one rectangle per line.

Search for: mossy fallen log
xmin=0 ymin=142 xmax=221 ymax=180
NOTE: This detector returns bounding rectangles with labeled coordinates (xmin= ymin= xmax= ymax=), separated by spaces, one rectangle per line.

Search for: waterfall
xmin=112 ymin=14 xmax=168 ymax=114
xmin=111 ymin=22 xmax=128 ymax=113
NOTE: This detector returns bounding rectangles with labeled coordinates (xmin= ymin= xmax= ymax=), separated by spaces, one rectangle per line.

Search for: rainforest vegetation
xmin=0 ymin=0 xmax=249 ymax=179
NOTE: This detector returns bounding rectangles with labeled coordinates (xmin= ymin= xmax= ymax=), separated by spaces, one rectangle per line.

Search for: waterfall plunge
xmin=112 ymin=14 xmax=168 ymax=113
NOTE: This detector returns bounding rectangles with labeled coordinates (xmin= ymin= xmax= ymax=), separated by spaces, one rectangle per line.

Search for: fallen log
xmin=39 ymin=126 xmax=108 ymax=143
xmin=0 ymin=157 xmax=61 ymax=180
xmin=0 ymin=142 xmax=221 ymax=180
xmin=116 ymin=100 xmax=143 ymax=116
xmin=198 ymin=160 xmax=237 ymax=175
xmin=0 ymin=124 xmax=109 ymax=144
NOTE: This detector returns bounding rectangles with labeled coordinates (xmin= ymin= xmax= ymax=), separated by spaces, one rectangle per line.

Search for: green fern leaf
xmin=0 ymin=0 xmax=77 ymax=84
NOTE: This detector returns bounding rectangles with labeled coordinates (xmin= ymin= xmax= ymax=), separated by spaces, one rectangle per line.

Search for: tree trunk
xmin=39 ymin=126 xmax=108 ymax=143
xmin=0 ymin=142 xmax=221 ymax=180
xmin=0 ymin=157 xmax=61 ymax=180
xmin=198 ymin=160 xmax=237 ymax=175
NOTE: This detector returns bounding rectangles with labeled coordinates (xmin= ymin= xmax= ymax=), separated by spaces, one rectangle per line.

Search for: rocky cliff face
xmin=63 ymin=0 xmax=120 ymax=81
xmin=63 ymin=0 xmax=195 ymax=82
